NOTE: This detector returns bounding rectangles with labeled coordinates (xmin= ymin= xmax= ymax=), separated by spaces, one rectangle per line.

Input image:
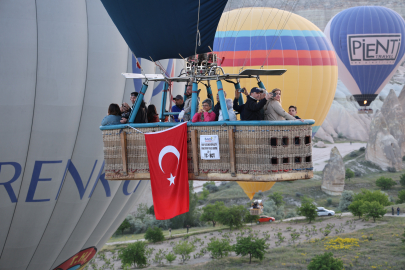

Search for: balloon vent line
xmin=126 ymin=125 xmax=144 ymax=134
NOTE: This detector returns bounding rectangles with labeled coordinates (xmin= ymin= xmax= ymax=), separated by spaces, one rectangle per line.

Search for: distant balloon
xmin=237 ymin=182 xmax=275 ymax=200
xmin=324 ymin=6 xmax=405 ymax=107
xmin=0 ymin=1 xmax=149 ymax=270
xmin=214 ymin=8 xmax=338 ymax=135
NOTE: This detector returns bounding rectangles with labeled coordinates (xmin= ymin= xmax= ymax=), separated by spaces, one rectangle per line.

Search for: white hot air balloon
xmin=0 ymin=1 xmax=153 ymax=269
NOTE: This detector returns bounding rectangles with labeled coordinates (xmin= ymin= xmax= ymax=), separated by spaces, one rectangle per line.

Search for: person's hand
xmin=265 ymin=93 xmax=271 ymax=100
xmin=242 ymin=87 xmax=248 ymax=96
xmin=198 ymin=109 xmax=204 ymax=114
xmin=120 ymin=118 xmax=128 ymax=124
xmin=299 ymin=119 xmax=304 ymax=122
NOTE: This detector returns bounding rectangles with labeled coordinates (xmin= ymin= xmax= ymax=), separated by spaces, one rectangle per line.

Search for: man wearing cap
xmin=171 ymin=95 xmax=184 ymax=122
xmin=244 ymin=87 xmax=270 ymax=120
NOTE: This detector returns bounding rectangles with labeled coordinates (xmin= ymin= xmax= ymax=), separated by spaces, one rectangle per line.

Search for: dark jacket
xmin=244 ymin=95 xmax=267 ymax=120
xmin=130 ymin=102 xmax=148 ymax=123
xmin=213 ymin=102 xmax=221 ymax=121
xmin=233 ymin=98 xmax=245 ymax=120
xmin=295 ymin=115 xmax=301 ymax=119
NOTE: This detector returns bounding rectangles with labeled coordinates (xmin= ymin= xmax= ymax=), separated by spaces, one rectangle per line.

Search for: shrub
xmin=338 ymin=132 xmax=344 ymax=139
xmin=400 ymin=174 xmax=405 ymax=187
xmin=345 ymin=168 xmax=355 ymax=181
xmin=307 ymin=252 xmax=344 ymax=270
xmin=324 ymin=238 xmax=360 ymax=250
xmin=337 ymin=190 xmax=354 ymax=212
xmin=349 ymin=151 xmax=358 ymax=157
xmin=354 ymin=170 xmax=362 ymax=177
xmin=398 ymin=190 xmax=405 ymax=204
xmin=353 ymin=189 xmax=391 ymax=206
xmin=327 ymin=198 xmax=332 ymax=206
xmin=360 ymin=201 xmax=386 ymax=222
xmin=165 ymin=252 xmax=176 ymax=264
xmin=173 ymin=241 xmax=196 ymax=263
xmin=118 ymin=241 xmax=147 ymax=268
xmin=244 ymin=214 xmax=259 ymax=225
xmin=297 ymin=197 xmax=317 ymax=223
xmin=286 ymin=210 xmax=297 ymax=218
xmin=348 ymin=200 xmax=364 ymax=219
xmin=218 ymin=205 xmax=248 ymax=230
xmin=233 ymin=236 xmax=267 ymax=264
xmin=116 ymin=218 xmax=131 ymax=235
xmin=359 ymin=147 xmax=365 ymax=152
xmin=268 ymin=192 xmax=285 ymax=207
xmin=148 ymin=205 xmax=155 ymax=215
xmin=376 ymin=177 xmax=396 ymax=190
xmin=263 ymin=200 xmax=285 ymax=220
xmin=207 ymin=238 xmax=232 ymax=259
xmin=205 ymin=184 xmax=219 ymax=193
xmin=152 ymin=249 xmax=166 ymax=265
xmin=360 ymin=160 xmax=382 ymax=170
xmin=403 ymin=156 xmax=405 ymax=161
xmin=296 ymin=192 xmax=303 ymax=197
xmin=387 ymin=167 xmax=397 ymax=172
xmin=144 ymin=227 xmax=165 ymax=243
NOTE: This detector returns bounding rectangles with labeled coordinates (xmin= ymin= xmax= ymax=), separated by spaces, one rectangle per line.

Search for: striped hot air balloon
xmin=214 ymin=7 xmax=338 ymax=136
xmin=213 ymin=8 xmax=338 ymax=199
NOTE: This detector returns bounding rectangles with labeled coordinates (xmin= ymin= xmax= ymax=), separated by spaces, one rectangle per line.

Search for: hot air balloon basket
xmin=102 ymin=124 xmax=313 ymax=182
xmin=250 ymin=208 xmax=263 ymax=215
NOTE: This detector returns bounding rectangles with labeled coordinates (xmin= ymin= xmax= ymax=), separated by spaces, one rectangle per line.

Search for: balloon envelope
xmin=324 ymin=6 xmax=405 ymax=106
xmin=0 ymin=1 xmax=149 ymax=269
xmin=214 ymin=8 xmax=338 ymax=135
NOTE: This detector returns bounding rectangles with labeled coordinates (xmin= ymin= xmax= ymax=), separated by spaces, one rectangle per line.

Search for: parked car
xmin=257 ymin=215 xmax=275 ymax=224
xmin=316 ymin=207 xmax=335 ymax=216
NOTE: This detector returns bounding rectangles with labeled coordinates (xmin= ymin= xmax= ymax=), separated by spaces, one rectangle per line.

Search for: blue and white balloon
xmin=324 ymin=6 xmax=405 ymax=106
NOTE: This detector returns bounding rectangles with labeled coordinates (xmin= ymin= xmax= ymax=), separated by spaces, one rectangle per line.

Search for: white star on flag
xmin=167 ymin=173 xmax=176 ymax=186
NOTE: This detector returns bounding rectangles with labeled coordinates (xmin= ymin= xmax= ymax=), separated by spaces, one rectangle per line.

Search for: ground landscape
xmin=85 ymin=139 xmax=405 ymax=270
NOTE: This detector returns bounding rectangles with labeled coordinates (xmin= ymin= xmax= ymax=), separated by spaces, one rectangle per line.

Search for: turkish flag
xmin=144 ymin=122 xmax=189 ymax=220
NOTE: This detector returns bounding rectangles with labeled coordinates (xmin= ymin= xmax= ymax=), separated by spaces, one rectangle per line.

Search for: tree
xmin=337 ymin=190 xmax=354 ymax=212
xmin=118 ymin=241 xmax=147 ymax=268
xmin=207 ymin=238 xmax=232 ymax=259
xmin=173 ymin=240 xmax=196 ymax=263
xmin=200 ymin=201 xmax=225 ymax=227
xmin=148 ymin=205 xmax=155 ymax=215
xmin=297 ymin=197 xmax=317 ymax=223
xmin=268 ymin=192 xmax=285 ymax=207
xmin=398 ymin=190 xmax=405 ymax=204
xmin=345 ymin=168 xmax=355 ymax=181
xmin=117 ymin=218 xmax=131 ymax=235
xmin=233 ymin=236 xmax=267 ymax=264
xmin=375 ymin=177 xmax=396 ymax=190
xmin=400 ymin=173 xmax=405 ymax=187
xmin=244 ymin=214 xmax=259 ymax=225
xmin=360 ymin=201 xmax=386 ymax=222
xmin=307 ymin=252 xmax=343 ymax=270
xmin=165 ymin=252 xmax=176 ymax=265
xmin=218 ymin=205 xmax=248 ymax=230
xmin=144 ymin=226 xmax=165 ymax=243
xmin=348 ymin=200 xmax=364 ymax=219
xmin=353 ymin=189 xmax=391 ymax=206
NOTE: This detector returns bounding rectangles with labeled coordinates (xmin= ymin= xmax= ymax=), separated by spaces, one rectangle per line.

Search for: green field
xmin=148 ymin=217 xmax=405 ymax=270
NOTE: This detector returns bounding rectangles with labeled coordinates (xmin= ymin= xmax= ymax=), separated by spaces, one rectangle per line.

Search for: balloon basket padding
xmin=250 ymin=208 xmax=263 ymax=215
xmin=101 ymin=121 xmax=314 ymax=182
xmin=358 ymin=109 xmax=373 ymax=114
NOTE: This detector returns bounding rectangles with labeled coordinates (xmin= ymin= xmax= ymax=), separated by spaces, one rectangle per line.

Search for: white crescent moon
xmin=158 ymin=145 xmax=180 ymax=174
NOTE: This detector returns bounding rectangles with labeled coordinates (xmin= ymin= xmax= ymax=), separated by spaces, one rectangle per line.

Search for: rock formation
xmin=365 ymin=110 xmax=402 ymax=171
xmin=314 ymin=141 xmax=326 ymax=148
xmin=398 ymin=85 xmax=405 ymax=112
xmin=380 ymin=89 xmax=405 ymax=155
xmin=321 ymin=146 xmax=345 ymax=196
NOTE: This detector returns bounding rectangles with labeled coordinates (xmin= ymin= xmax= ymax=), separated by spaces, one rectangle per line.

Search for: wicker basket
xmin=102 ymin=124 xmax=313 ymax=181
xmin=250 ymin=208 xmax=263 ymax=215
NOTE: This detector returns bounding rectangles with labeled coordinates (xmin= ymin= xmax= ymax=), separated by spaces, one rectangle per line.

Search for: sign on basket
xmin=200 ymin=135 xmax=220 ymax=160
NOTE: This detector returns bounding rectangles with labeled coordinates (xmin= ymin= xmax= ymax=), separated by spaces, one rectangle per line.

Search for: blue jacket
xmin=171 ymin=104 xmax=184 ymax=122
xmin=101 ymin=115 xmax=122 ymax=126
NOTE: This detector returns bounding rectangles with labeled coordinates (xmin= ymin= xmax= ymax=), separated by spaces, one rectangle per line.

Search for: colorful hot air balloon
xmin=213 ymin=8 xmax=338 ymax=199
xmin=324 ymin=6 xmax=405 ymax=107
xmin=0 ymin=1 xmax=149 ymax=269
xmin=214 ymin=8 xmax=338 ymax=135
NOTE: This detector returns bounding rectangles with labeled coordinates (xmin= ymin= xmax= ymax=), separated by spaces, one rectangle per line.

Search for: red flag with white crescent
xmin=144 ymin=122 xmax=189 ymax=220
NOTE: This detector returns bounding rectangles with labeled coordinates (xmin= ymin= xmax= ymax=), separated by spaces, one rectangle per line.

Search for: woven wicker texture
xmin=102 ymin=124 xmax=312 ymax=180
